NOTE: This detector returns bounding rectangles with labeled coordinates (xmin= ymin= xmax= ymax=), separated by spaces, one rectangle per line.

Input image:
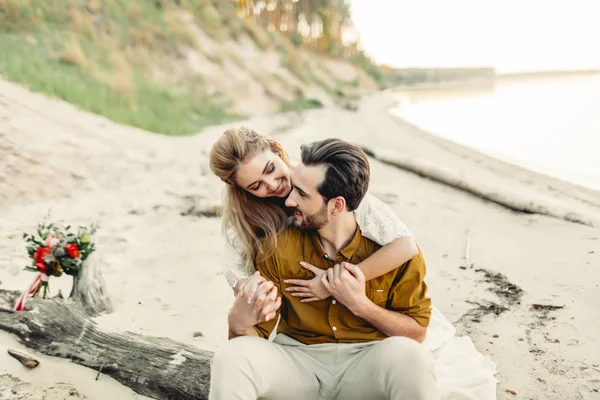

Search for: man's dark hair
xmin=300 ymin=138 xmax=370 ymax=211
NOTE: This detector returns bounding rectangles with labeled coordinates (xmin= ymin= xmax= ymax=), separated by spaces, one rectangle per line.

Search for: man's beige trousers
xmin=209 ymin=334 xmax=437 ymax=400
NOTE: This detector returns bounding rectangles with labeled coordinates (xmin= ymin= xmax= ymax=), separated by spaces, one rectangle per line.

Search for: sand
xmin=1 ymin=77 xmax=599 ymax=399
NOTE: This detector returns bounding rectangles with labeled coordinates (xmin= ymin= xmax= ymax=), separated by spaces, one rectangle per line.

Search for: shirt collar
xmin=339 ymin=226 xmax=363 ymax=260
xmin=309 ymin=225 xmax=363 ymax=261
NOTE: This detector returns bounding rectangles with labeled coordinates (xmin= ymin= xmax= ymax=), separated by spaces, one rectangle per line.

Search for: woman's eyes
xmin=251 ymin=164 xmax=275 ymax=191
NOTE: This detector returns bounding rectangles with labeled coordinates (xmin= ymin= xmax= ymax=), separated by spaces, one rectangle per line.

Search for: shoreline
xmin=380 ymin=86 xmax=600 ymax=201
xmin=367 ymin=92 xmax=600 ymax=224
xmin=1 ymin=78 xmax=599 ymax=399
xmin=385 ymin=68 xmax=600 ymax=91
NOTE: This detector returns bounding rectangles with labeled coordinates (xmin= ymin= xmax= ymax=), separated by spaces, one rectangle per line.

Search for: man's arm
xmin=228 ymin=325 xmax=259 ymax=340
xmin=227 ymin=250 xmax=283 ymax=340
xmin=350 ymin=299 xmax=426 ymax=342
xmin=323 ymin=261 xmax=430 ymax=343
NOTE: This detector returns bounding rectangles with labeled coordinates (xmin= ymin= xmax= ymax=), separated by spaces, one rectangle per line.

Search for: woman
xmin=209 ymin=127 xmax=497 ymax=399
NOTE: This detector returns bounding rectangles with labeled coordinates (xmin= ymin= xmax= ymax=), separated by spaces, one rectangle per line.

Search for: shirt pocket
xmin=366 ymin=286 xmax=390 ymax=307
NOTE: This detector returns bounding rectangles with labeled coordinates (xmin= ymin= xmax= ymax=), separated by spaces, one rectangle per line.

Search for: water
xmin=388 ymin=73 xmax=600 ymax=191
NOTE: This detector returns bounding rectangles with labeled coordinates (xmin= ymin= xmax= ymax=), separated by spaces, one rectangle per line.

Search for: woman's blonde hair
xmin=209 ymin=127 xmax=291 ymax=273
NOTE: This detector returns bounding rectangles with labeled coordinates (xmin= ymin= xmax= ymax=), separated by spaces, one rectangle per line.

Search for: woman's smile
xmin=270 ymin=179 xmax=291 ymax=197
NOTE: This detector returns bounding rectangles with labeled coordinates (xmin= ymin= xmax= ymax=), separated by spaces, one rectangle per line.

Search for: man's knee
xmin=372 ymin=336 xmax=432 ymax=369
xmin=211 ymin=336 xmax=266 ymax=371
xmin=371 ymin=337 xmax=436 ymax=399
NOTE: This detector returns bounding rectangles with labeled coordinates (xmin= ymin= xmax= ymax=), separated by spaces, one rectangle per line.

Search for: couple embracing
xmin=207 ymin=127 xmax=493 ymax=399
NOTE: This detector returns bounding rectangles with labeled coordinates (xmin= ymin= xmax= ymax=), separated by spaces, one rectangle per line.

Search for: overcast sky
xmin=349 ymin=0 xmax=600 ymax=73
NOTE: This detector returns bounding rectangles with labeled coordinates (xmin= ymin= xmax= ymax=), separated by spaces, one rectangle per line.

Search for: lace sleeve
xmin=222 ymin=228 xmax=255 ymax=290
xmin=354 ymin=193 xmax=412 ymax=246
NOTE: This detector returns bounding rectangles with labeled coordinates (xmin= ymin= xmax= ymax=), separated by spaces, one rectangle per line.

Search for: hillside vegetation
xmin=0 ymin=0 xmax=377 ymax=135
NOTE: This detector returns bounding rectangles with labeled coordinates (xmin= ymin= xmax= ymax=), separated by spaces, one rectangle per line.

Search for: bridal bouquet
xmin=14 ymin=221 xmax=96 ymax=311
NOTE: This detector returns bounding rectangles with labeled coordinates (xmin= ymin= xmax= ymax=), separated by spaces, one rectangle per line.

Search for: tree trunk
xmin=0 ymin=265 xmax=213 ymax=399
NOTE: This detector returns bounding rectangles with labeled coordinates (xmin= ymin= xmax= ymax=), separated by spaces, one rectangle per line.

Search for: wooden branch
xmin=362 ymin=146 xmax=600 ymax=227
xmin=463 ymin=228 xmax=472 ymax=268
xmin=0 ymin=294 xmax=213 ymax=399
xmin=1 ymin=257 xmax=213 ymax=399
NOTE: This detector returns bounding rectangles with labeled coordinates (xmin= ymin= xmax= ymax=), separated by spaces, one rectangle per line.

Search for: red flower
xmin=34 ymin=247 xmax=52 ymax=264
xmin=65 ymin=243 xmax=80 ymax=259
xmin=36 ymin=263 xmax=47 ymax=272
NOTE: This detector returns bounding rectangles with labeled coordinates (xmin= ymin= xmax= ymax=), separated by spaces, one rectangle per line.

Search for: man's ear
xmin=330 ymin=197 xmax=346 ymax=215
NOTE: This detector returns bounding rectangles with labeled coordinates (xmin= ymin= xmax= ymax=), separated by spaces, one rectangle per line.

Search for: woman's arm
xmin=356 ymin=236 xmax=418 ymax=280
xmin=222 ymin=229 xmax=255 ymax=294
xmin=285 ymin=193 xmax=417 ymax=302
xmin=354 ymin=193 xmax=418 ymax=279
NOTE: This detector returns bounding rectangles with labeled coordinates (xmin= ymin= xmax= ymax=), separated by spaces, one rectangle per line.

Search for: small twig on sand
xmin=464 ymin=228 xmax=472 ymax=268
xmin=96 ymin=361 xmax=108 ymax=381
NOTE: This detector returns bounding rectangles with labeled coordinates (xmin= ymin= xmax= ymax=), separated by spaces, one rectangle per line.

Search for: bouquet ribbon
xmin=13 ymin=273 xmax=49 ymax=312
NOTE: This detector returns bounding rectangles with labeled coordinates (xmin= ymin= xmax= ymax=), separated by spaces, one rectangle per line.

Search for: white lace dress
xmin=222 ymin=193 xmax=497 ymax=400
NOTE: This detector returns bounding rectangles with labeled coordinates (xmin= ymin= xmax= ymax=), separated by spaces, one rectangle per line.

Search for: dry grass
xmin=69 ymin=6 xmax=97 ymax=40
xmin=87 ymin=0 xmax=102 ymax=14
xmin=242 ymin=18 xmax=271 ymax=49
xmin=130 ymin=23 xmax=159 ymax=49
xmin=228 ymin=52 xmax=246 ymax=69
xmin=205 ymin=51 xmax=224 ymax=65
xmin=164 ymin=9 xmax=198 ymax=47
xmin=125 ymin=2 xmax=143 ymax=22
xmin=126 ymin=45 xmax=152 ymax=69
xmin=0 ymin=0 xmax=239 ymax=135
xmin=107 ymin=50 xmax=134 ymax=103
xmin=89 ymin=47 xmax=135 ymax=106
xmin=195 ymin=4 xmax=226 ymax=40
xmin=58 ymin=34 xmax=87 ymax=68
xmin=0 ymin=0 xmax=38 ymax=31
xmin=283 ymin=50 xmax=313 ymax=83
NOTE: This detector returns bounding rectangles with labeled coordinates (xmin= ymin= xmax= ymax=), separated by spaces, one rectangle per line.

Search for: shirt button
xmin=332 ymin=326 xmax=337 ymax=331
xmin=332 ymin=300 xmax=336 ymax=304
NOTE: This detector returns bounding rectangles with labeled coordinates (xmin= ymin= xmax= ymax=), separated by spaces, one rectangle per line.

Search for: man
xmin=210 ymin=139 xmax=437 ymax=400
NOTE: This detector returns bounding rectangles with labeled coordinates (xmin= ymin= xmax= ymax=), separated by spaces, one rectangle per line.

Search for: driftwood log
xmin=0 ymin=261 xmax=213 ymax=399
xmin=361 ymin=146 xmax=600 ymax=228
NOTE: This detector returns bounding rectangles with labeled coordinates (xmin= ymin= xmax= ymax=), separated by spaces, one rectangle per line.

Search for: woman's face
xmin=235 ymin=149 xmax=292 ymax=198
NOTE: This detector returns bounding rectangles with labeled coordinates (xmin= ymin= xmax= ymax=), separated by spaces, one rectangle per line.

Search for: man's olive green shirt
xmin=254 ymin=225 xmax=432 ymax=344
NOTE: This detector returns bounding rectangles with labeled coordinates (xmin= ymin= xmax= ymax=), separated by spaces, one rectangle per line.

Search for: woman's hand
xmin=284 ymin=262 xmax=330 ymax=303
xmin=234 ymin=278 xmax=247 ymax=296
xmin=235 ymin=271 xmax=267 ymax=305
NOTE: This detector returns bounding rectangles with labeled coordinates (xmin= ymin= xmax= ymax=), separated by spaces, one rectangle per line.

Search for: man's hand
xmin=284 ymin=261 xmax=330 ymax=303
xmin=321 ymin=262 xmax=370 ymax=314
xmin=236 ymin=271 xmax=268 ymax=304
xmin=229 ymin=275 xmax=281 ymax=337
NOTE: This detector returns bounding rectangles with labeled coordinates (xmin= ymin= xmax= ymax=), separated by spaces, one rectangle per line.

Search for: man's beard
xmin=293 ymin=202 xmax=329 ymax=231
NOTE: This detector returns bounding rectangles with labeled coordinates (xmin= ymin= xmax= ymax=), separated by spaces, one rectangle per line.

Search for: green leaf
xmin=23 ymin=266 xmax=39 ymax=273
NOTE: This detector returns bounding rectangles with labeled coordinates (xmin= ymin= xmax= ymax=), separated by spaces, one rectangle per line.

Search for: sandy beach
xmin=1 ymin=77 xmax=600 ymax=399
